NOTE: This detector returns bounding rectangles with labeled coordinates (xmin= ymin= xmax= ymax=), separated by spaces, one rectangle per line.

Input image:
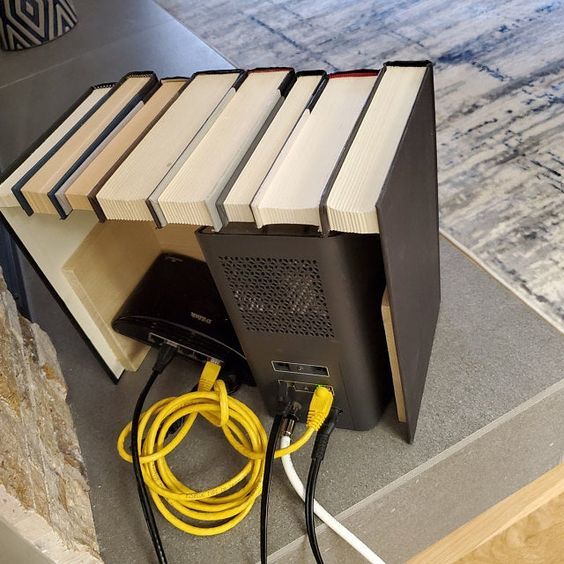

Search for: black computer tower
xmin=198 ymin=226 xmax=392 ymax=431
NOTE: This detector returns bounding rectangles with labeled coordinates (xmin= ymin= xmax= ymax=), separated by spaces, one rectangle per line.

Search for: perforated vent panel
xmin=218 ymin=256 xmax=335 ymax=338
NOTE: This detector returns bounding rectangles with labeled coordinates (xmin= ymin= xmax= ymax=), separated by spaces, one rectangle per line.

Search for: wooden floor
xmin=409 ymin=463 xmax=564 ymax=563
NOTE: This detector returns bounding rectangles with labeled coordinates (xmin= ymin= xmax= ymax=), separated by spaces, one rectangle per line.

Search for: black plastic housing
xmin=112 ymin=253 xmax=252 ymax=384
xmin=197 ymin=226 xmax=392 ymax=431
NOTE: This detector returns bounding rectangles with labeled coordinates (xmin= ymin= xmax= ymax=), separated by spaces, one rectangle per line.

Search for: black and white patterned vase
xmin=0 ymin=0 xmax=78 ymax=51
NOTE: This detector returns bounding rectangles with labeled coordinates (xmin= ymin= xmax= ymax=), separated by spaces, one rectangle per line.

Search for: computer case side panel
xmin=197 ymin=229 xmax=391 ymax=431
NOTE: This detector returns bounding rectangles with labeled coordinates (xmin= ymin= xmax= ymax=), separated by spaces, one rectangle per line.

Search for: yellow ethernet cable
xmin=117 ymin=361 xmax=333 ymax=536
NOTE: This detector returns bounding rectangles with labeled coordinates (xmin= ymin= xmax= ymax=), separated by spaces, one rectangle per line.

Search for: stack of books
xmin=1 ymin=63 xmax=430 ymax=236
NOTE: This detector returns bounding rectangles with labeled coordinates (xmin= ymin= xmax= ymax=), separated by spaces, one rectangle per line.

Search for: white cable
xmin=280 ymin=435 xmax=386 ymax=564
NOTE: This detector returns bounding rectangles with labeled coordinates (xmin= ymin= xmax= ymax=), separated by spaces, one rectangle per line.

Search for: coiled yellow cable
xmin=117 ymin=361 xmax=333 ymax=536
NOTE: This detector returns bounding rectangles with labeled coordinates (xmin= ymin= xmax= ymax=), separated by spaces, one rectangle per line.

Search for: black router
xmin=112 ymin=253 xmax=253 ymax=385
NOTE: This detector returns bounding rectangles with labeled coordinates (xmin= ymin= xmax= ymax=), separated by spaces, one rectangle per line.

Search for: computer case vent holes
xmin=218 ymin=256 xmax=335 ymax=339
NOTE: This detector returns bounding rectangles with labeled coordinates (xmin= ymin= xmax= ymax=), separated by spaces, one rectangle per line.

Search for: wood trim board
xmin=409 ymin=463 xmax=564 ymax=563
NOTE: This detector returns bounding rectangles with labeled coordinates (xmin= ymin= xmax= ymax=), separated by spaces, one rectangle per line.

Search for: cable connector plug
xmin=306 ymin=386 xmax=334 ymax=431
xmin=153 ymin=343 xmax=178 ymax=374
xmin=197 ymin=360 xmax=222 ymax=392
xmin=280 ymin=401 xmax=301 ymax=438
xmin=311 ymin=407 xmax=341 ymax=462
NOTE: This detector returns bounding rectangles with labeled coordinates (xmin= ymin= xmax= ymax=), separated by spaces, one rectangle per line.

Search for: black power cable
xmin=260 ymin=401 xmax=301 ymax=564
xmin=131 ymin=344 xmax=177 ymax=564
xmin=305 ymin=458 xmax=323 ymax=562
xmin=260 ymin=412 xmax=285 ymax=564
xmin=305 ymin=408 xmax=341 ymax=564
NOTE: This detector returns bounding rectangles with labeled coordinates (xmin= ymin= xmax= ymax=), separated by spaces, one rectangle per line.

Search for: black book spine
xmin=384 ymin=60 xmax=433 ymax=68
xmin=1 ymin=83 xmax=111 ymax=183
xmin=12 ymin=74 xmax=156 ymax=215
xmin=48 ymin=72 xmax=160 ymax=219
xmin=9 ymin=83 xmax=115 ymax=215
xmin=306 ymin=74 xmax=329 ymax=111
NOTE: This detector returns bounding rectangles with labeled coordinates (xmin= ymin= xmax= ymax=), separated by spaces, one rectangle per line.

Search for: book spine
xmin=160 ymin=75 xmax=190 ymax=82
xmin=278 ymin=70 xmax=296 ymax=96
xmin=295 ymin=70 xmax=326 ymax=78
xmin=89 ymin=197 xmax=107 ymax=223
xmin=248 ymin=66 xmax=294 ymax=74
xmin=9 ymin=84 xmax=116 ymax=216
xmin=384 ymin=60 xmax=433 ymax=68
xmin=191 ymin=68 xmax=245 ymax=78
xmin=89 ymin=79 xmax=191 ymax=223
xmin=328 ymin=69 xmax=378 ymax=78
xmin=214 ymin=74 xmax=293 ymax=230
xmin=93 ymin=82 xmax=116 ymax=90
xmin=232 ymin=71 xmax=248 ymax=90
xmin=145 ymin=197 xmax=166 ymax=228
xmin=48 ymin=74 xmax=160 ymax=219
xmin=190 ymin=69 xmax=246 ymax=93
xmin=306 ymin=74 xmax=329 ymax=111
xmin=319 ymin=68 xmax=385 ymax=235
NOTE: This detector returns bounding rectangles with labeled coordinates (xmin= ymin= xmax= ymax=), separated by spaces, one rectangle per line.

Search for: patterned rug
xmin=157 ymin=0 xmax=564 ymax=333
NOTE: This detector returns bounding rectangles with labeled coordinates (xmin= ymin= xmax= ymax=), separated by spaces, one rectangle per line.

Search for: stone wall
xmin=0 ymin=270 xmax=101 ymax=563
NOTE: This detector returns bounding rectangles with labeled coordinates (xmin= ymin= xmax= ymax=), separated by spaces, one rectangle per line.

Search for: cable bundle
xmin=117 ymin=351 xmax=383 ymax=564
xmin=117 ymin=360 xmax=326 ymax=537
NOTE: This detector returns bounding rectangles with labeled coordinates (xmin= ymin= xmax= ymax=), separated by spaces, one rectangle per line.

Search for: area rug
xmin=157 ymin=0 xmax=564 ymax=333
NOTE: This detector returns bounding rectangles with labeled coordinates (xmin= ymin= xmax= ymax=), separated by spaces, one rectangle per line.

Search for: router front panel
xmin=198 ymin=228 xmax=392 ymax=431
